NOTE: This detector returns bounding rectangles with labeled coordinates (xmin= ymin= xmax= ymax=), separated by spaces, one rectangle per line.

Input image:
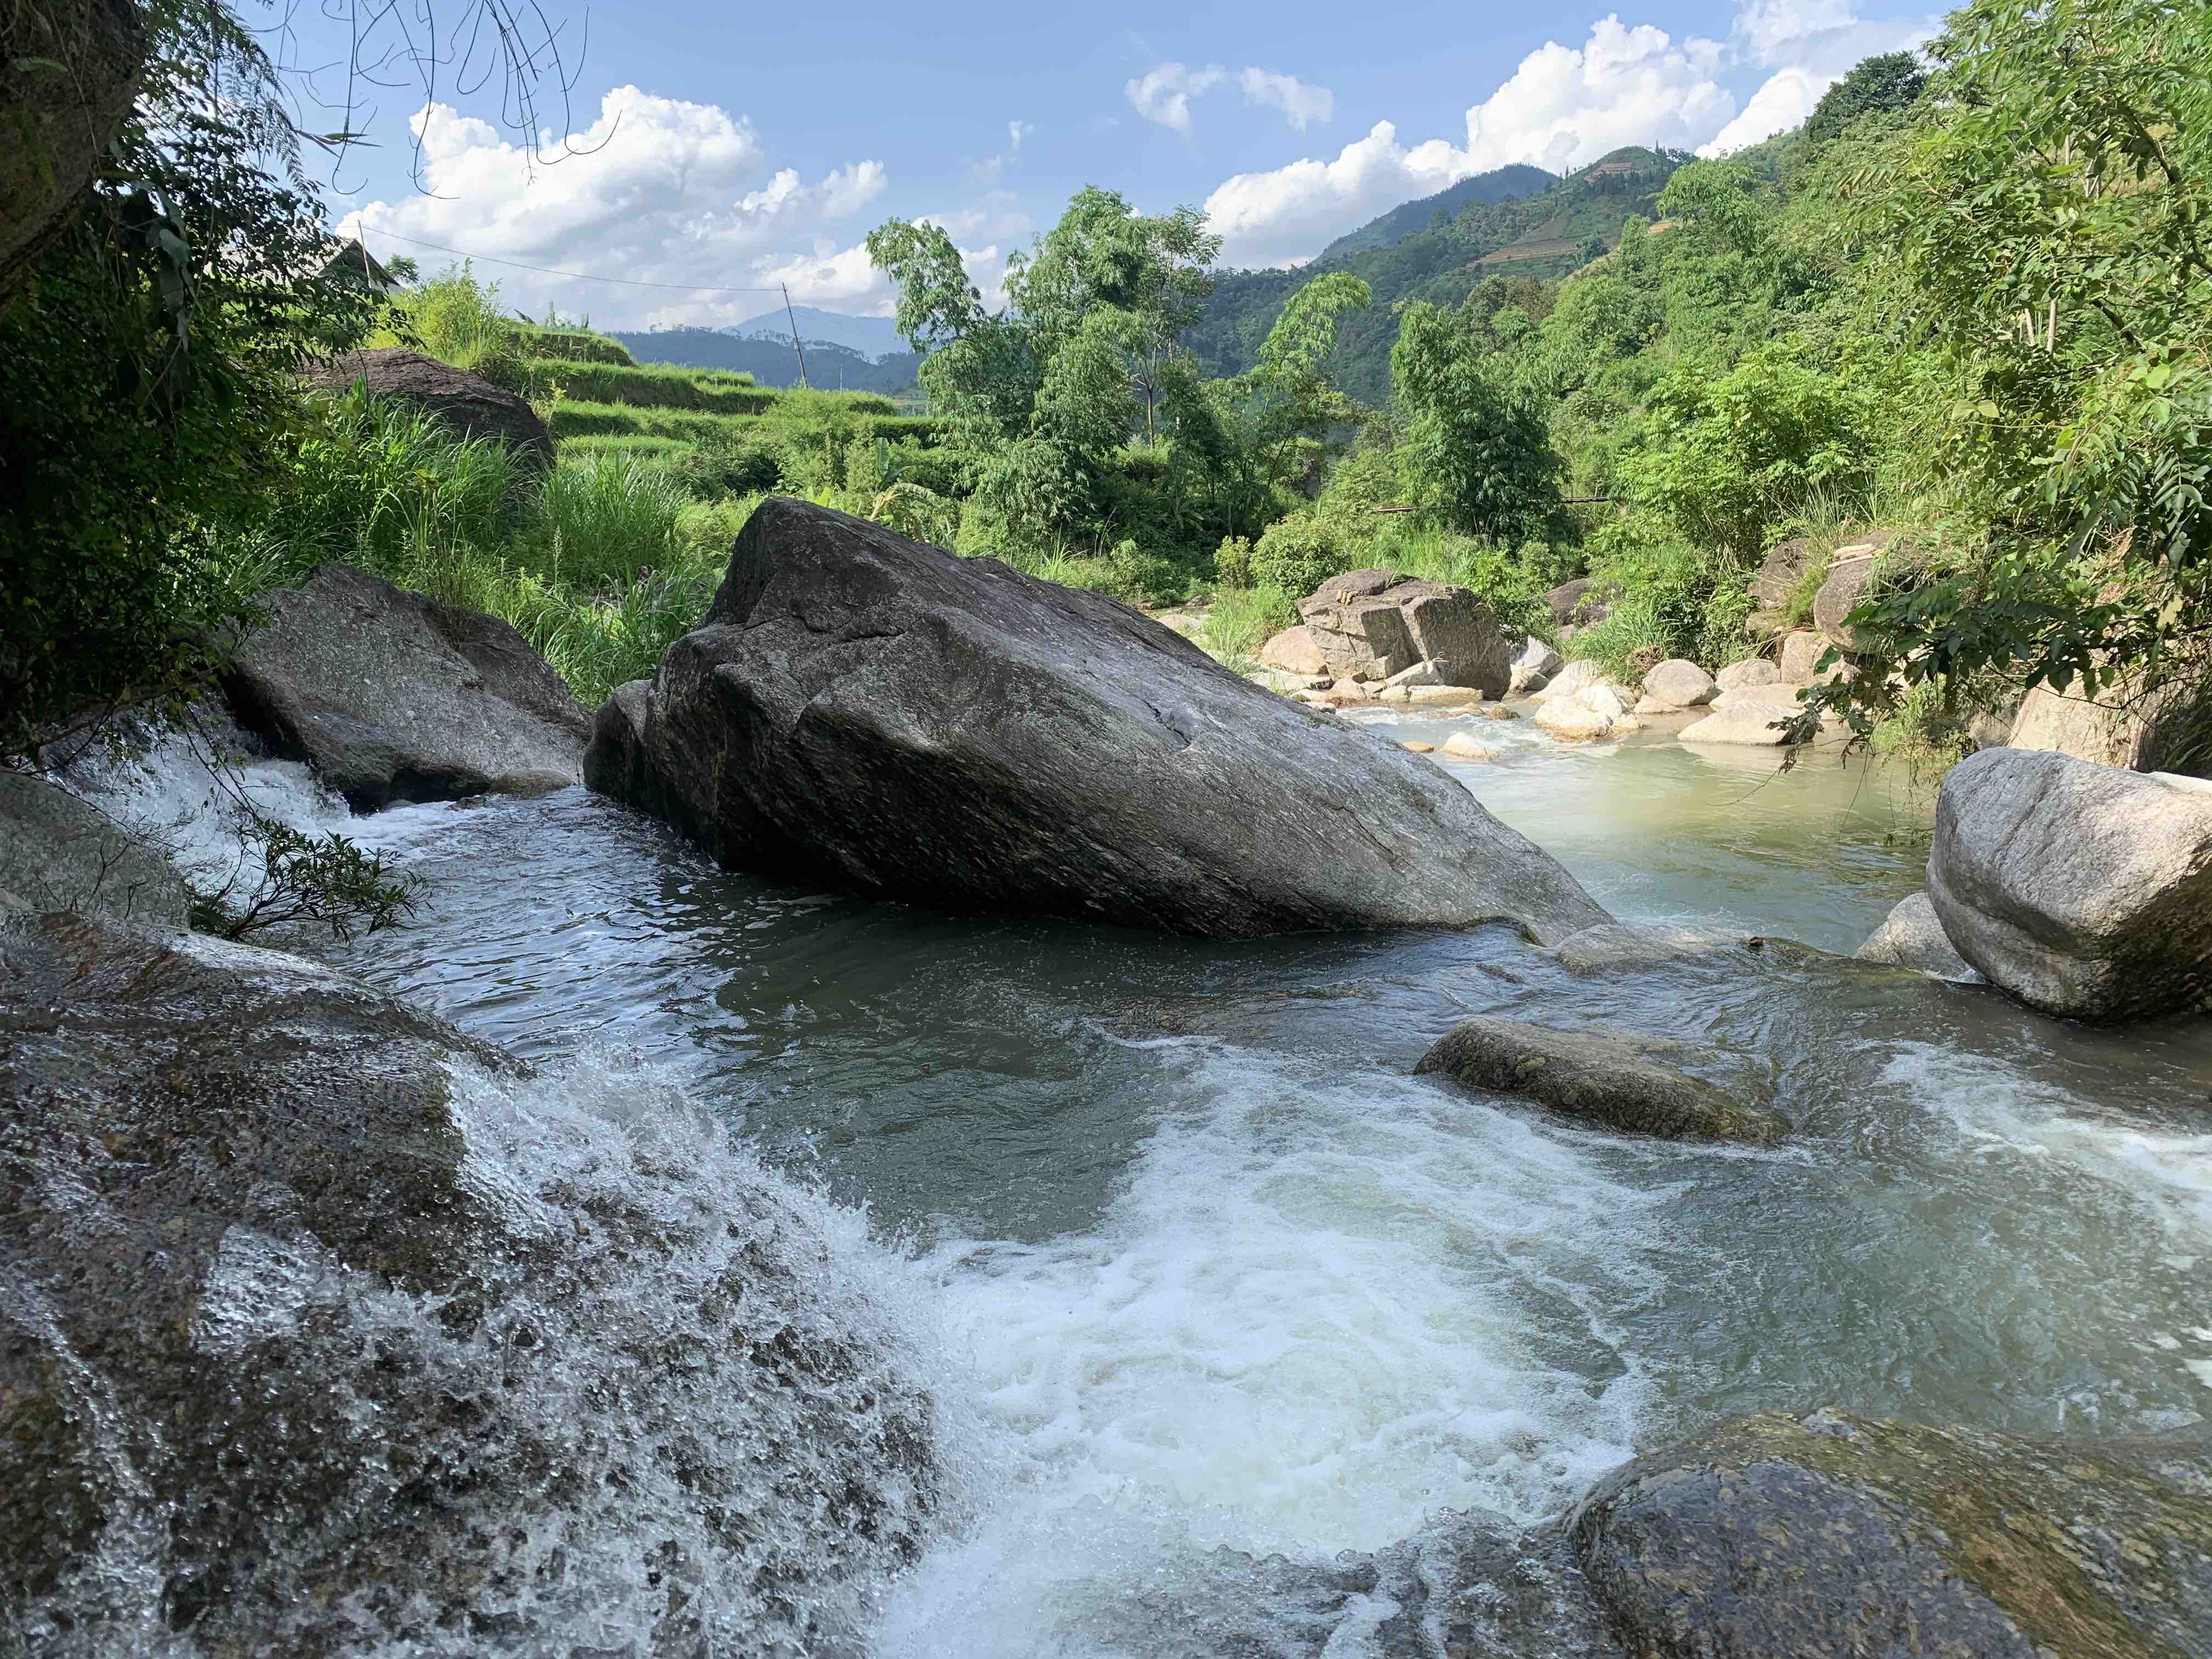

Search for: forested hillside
xmin=614 ymin=326 xmax=925 ymax=393
xmin=1185 ymin=148 xmax=1678 ymax=403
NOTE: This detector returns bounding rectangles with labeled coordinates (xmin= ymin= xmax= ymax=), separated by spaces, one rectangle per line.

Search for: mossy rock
xmin=1573 ymin=1408 xmax=2212 ymax=1658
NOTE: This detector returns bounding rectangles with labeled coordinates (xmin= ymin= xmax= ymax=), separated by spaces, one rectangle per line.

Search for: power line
xmin=352 ymin=227 xmax=787 ymax=294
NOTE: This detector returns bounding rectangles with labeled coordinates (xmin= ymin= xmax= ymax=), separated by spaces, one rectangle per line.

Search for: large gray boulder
xmin=224 ymin=563 xmax=591 ymax=809
xmin=1714 ymin=657 xmax=1781 ymax=690
xmin=1415 ymin=1014 xmax=1787 ymax=1144
xmin=0 ymin=912 xmax=944 ymax=1655
xmin=1291 ymin=569 xmax=1514 ymax=693
xmin=587 ymin=499 xmax=1609 ymax=941
xmin=1812 ymin=550 xmax=1880 ymax=648
xmin=1572 ymin=1408 xmax=2212 ymax=1659
xmin=0 ymin=772 xmax=189 ymax=927
xmin=1928 ymin=748 xmax=2212 ymax=1019
xmin=302 ymin=348 xmax=555 ymax=471
xmin=1854 ymin=890 xmax=1980 ymax=981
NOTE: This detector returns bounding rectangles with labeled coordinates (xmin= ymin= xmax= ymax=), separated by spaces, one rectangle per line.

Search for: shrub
xmin=1215 ymin=535 xmax=1255 ymax=589
xmin=1107 ymin=539 xmax=1191 ymax=607
xmin=868 ymin=482 xmax=961 ymax=548
xmin=1251 ymin=514 xmax=1344 ymax=597
xmin=672 ymin=435 xmax=785 ymax=498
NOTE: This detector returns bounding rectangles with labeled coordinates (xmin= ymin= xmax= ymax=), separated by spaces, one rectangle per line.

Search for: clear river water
xmin=88 ymin=707 xmax=2212 ymax=1655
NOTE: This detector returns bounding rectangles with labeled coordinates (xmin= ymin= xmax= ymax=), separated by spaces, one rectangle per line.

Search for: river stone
xmin=2008 ymin=675 xmax=2188 ymax=772
xmin=1571 ymin=1408 xmax=2212 ymax=1659
xmin=0 ymin=912 xmax=943 ymax=1655
xmin=223 ymin=562 xmax=592 ymax=809
xmin=586 ymin=499 xmax=1610 ymax=942
xmin=1714 ymin=658 xmax=1781 ymax=690
xmin=1855 ymin=890 xmax=1981 ymax=981
xmin=1747 ymin=535 xmax=1814 ymax=615
xmin=1533 ymin=659 xmax=1605 ymax=703
xmin=1812 ymin=552 xmax=1880 ymax=648
xmin=0 ymin=772 xmax=189 ymax=927
xmin=1777 ymin=629 xmax=1833 ymax=684
xmin=1927 ymin=748 xmax=2212 ymax=1019
xmin=1678 ymin=703 xmax=1798 ymax=746
xmin=1258 ymin=622 xmax=1331 ymax=678
xmin=1415 ymin=1014 xmax=1787 ymax=1144
xmin=1534 ymin=693 xmax=1620 ymax=743
xmin=302 ymin=347 xmax=554 ymax=471
xmin=1509 ymin=636 xmax=1562 ymax=697
xmin=1295 ymin=571 xmax=1514 ymax=694
xmin=1640 ymin=659 xmax=1717 ymax=709
xmin=1441 ymin=732 xmax=1496 ymax=760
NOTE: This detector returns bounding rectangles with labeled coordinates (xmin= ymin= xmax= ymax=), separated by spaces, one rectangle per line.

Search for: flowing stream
xmin=82 ymin=710 xmax=2212 ymax=1655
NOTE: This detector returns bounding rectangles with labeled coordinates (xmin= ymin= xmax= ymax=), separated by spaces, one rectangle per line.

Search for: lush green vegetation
xmin=9 ymin=0 xmax=2205 ymax=808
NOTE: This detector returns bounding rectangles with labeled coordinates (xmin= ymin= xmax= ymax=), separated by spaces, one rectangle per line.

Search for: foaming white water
xmin=878 ymin=1040 xmax=1663 ymax=1657
xmin=59 ymin=724 xmax=353 ymax=900
xmin=1888 ymin=1042 xmax=2212 ymax=1243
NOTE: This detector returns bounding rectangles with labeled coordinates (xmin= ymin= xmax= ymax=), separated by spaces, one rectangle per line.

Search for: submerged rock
xmin=224 ymin=563 xmax=591 ymax=809
xmin=1928 ymin=748 xmax=2212 ymax=1019
xmin=0 ymin=912 xmax=943 ymax=1655
xmin=1415 ymin=1014 xmax=1787 ymax=1144
xmin=0 ymin=772 xmax=188 ymax=927
xmin=1855 ymin=890 xmax=1981 ymax=981
xmin=302 ymin=347 xmax=555 ymax=471
xmin=1572 ymin=1408 xmax=2212 ymax=1659
xmin=588 ymin=499 xmax=1610 ymax=942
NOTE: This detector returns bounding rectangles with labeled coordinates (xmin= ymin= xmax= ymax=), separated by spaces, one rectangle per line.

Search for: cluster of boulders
xmin=1260 ymin=569 xmax=1514 ymax=709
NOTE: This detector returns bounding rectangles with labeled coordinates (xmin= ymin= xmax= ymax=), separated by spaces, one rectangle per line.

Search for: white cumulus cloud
xmin=1239 ymin=68 xmax=1334 ymax=131
xmin=1699 ymin=65 xmax=1826 ymax=154
xmin=1125 ymin=62 xmax=1226 ymax=136
xmin=337 ymin=86 xmax=889 ymax=325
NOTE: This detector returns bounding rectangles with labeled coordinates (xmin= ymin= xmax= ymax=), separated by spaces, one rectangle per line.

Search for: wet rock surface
xmin=0 ymin=912 xmax=944 ymax=1656
xmin=224 ymin=562 xmax=591 ymax=809
xmin=588 ymin=499 xmax=1609 ymax=941
xmin=1928 ymin=748 xmax=2212 ymax=1019
xmin=1855 ymin=890 xmax=1981 ymax=981
xmin=1416 ymin=1013 xmax=1787 ymax=1144
xmin=1572 ymin=1408 xmax=2212 ymax=1659
xmin=0 ymin=772 xmax=188 ymax=926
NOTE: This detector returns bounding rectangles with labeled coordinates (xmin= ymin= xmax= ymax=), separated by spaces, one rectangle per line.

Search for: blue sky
xmin=290 ymin=0 xmax=1932 ymax=331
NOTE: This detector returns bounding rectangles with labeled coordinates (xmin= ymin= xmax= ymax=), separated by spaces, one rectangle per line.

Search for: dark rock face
xmin=1291 ymin=569 xmax=1514 ymax=693
xmin=1415 ymin=1014 xmax=1786 ymax=1144
xmin=302 ymin=347 xmax=554 ymax=471
xmin=589 ymin=499 xmax=1610 ymax=941
xmin=0 ymin=0 xmax=142 ymax=304
xmin=224 ymin=563 xmax=591 ymax=809
xmin=0 ymin=912 xmax=943 ymax=1655
xmin=0 ymin=772 xmax=188 ymax=926
xmin=1572 ymin=1409 xmax=2212 ymax=1659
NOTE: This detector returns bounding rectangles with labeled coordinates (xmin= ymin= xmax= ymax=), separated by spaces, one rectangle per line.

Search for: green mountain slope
xmin=1314 ymin=162 xmax=1556 ymax=262
xmin=613 ymin=328 xmax=924 ymax=393
xmin=1186 ymin=147 xmax=1681 ymax=405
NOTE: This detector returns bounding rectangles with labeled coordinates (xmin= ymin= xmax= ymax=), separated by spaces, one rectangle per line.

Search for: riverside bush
xmin=1251 ymin=515 xmax=1343 ymax=597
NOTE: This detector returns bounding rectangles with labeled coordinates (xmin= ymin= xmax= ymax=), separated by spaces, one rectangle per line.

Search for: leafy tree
xmin=1804 ymin=51 xmax=1928 ymax=144
xmin=1390 ymin=300 xmax=1563 ymax=541
xmin=1 ymin=0 xmax=386 ymax=757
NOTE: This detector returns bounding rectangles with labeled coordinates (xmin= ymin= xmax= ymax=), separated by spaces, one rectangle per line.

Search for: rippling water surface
xmin=86 ymin=710 xmax=2212 ymax=1655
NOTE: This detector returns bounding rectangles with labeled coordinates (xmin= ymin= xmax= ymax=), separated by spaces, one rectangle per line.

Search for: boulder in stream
xmin=1290 ymin=569 xmax=1514 ymax=694
xmin=1415 ymin=1014 xmax=1787 ymax=1144
xmin=1854 ymin=890 xmax=1980 ymax=981
xmin=586 ymin=499 xmax=1610 ymax=942
xmin=223 ymin=562 xmax=592 ymax=809
xmin=1714 ymin=657 xmax=1781 ymax=690
xmin=0 ymin=911 xmax=944 ymax=1654
xmin=1572 ymin=1408 xmax=2212 ymax=1659
xmin=1928 ymin=748 xmax=2212 ymax=1019
xmin=1639 ymin=659 xmax=1717 ymax=709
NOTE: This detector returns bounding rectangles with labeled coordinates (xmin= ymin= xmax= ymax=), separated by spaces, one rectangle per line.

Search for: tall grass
xmin=1201 ymin=585 xmax=1296 ymax=669
xmin=533 ymin=453 xmax=689 ymax=589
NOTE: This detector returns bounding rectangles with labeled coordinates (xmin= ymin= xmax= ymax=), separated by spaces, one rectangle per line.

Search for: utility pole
xmin=781 ymin=282 xmax=809 ymax=388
